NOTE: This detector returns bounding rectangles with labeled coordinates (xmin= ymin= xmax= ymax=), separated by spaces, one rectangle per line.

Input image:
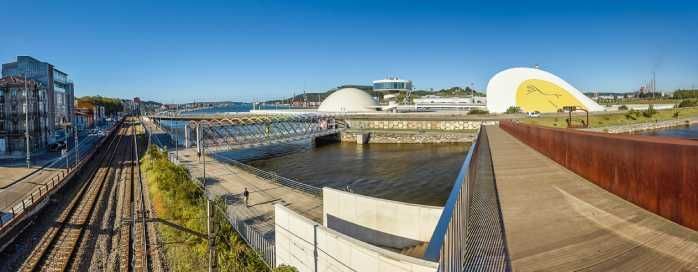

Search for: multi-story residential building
xmin=2 ymin=56 xmax=75 ymax=136
xmin=0 ymin=76 xmax=50 ymax=156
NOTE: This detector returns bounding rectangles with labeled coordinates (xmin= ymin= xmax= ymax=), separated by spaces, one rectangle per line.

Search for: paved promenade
xmin=176 ymin=148 xmax=323 ymax=238
xmin=487 ymin=126 xmax=698 ymax=271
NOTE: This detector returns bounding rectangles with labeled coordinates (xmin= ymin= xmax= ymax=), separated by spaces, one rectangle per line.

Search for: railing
xmin=219 ymin=200 xmax=276 ymax=267
xmin=500 ymin=120 xmax=698 ymax=231
xmin=423 ymin=126 xmax=482 ymax=270
xmin=212 ymin=154 xmax=323 ymax=197
xmin=0 ymin=119 xmax=123 ymax=233
xmin=423 ymin=125 xmax=510 ymax=272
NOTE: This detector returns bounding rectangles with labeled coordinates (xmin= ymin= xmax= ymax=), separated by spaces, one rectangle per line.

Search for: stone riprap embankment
xmin=338 ymin=115 xmax=500 ymax=144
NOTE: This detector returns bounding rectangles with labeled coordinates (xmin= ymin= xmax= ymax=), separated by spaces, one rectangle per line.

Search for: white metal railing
xmin=220 ymin=202 xmax=276 ymax=267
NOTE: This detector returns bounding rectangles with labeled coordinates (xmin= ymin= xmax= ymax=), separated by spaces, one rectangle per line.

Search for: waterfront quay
xmin=146 ymin=112 xmax=698 ymax=271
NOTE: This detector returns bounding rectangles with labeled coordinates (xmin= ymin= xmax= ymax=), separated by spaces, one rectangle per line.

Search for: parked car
xmin=527 ymin=111 xmax=541 ymax=118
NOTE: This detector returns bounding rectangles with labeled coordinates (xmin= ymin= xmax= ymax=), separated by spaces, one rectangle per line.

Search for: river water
xmin=176 ymin=104 xmax=468 ymax=206
xmin=639 ymin=124 xmax=698 ymax=139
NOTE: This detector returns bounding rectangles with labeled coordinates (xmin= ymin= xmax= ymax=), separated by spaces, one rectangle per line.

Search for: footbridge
xmin=148 ymin=113 xmax=344 ymax=151
xmin=142 ymin=114 xmax=698 ymax=272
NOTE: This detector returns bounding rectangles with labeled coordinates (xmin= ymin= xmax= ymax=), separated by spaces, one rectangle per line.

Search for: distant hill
xmin=264 ymin=85 xmax=485 ymax=104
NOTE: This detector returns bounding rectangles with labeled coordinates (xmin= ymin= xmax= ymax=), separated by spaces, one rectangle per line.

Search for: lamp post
xmin=74 ymin=118 xmax=79 ymax=168
xmin=23 ymin=74 xmax=31 ymax=169
xmin=175 ymin=103 xmax=179 ymax=160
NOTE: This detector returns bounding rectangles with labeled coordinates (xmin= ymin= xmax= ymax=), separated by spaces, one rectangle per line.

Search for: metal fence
xmin=213 ymin=154 xmax=323 ymax=197
xmin=423 ymin=127 xmax=482 ymax=270
xmin=423 ymin=126 xmax=511 ymax=272
xmin=146 ymin=118 xmax=280 ymax=269
xmin=0 ymin=120 xmax=122 ymax=233
xmin=220 ymin=202 xmax=276 ymax=267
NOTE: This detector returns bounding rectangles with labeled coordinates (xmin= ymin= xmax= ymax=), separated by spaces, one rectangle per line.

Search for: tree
xmin=77 ymin=95 xmax=124 ymax=115
xmin=678 ymin=99 xmax=698 ymax=108
xmin=505 ymin=106 xmax=522 ymax=114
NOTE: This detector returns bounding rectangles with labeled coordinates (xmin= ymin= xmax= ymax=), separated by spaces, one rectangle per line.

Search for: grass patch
xmin=521 ymin=107 xmax=698 ymax=128
xmin=141 ymin=146 xmax=272 ymax=271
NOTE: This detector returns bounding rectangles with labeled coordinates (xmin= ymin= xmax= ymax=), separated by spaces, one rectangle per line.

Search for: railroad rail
xmin=19 ymin=118 xmax=160 ymax=272
xmin=21 ymin=122 xmax=127 ymax=271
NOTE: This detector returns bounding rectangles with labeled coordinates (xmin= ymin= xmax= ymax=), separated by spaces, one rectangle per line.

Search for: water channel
xmin=165 ymin=105 xmax=469 ymax=206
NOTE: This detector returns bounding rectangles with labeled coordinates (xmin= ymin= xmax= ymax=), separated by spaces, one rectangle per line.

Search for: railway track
xmin=120 ymin=123 xmax=151 ymax=272
xmin=19 ymin=117 xmax=162 ymax=272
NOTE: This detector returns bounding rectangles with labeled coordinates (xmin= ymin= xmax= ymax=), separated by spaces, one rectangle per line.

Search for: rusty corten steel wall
xmin=500 ymin=120 xmax=698 ymax=231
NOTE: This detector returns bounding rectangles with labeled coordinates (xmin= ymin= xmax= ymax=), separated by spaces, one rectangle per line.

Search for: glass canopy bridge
xmin=149 ymin=113 xmax=344 ymax=152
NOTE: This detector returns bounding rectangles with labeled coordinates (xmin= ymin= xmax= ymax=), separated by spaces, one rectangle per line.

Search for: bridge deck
xmin=177 ymin=148 xmax=323 ymax=239
xmin=487 ymin=126 xmax=698 ymax=271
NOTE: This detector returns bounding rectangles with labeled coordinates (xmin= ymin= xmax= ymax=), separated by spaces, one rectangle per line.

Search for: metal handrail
xmin=424 ymin=126 xmax=482 ymax=263
xmin=212 ymin=154 xmax=323 ymax=197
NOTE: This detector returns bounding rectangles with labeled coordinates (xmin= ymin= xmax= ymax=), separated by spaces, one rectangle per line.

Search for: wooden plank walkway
xmin=487 ymin=125 xmax=698 ymax=271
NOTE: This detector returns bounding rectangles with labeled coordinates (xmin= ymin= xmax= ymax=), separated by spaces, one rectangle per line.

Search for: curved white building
xmin=318 ymin=88 xmax=379 ymax=112
xmin=486 ymin=67 xmax=604 ymax=113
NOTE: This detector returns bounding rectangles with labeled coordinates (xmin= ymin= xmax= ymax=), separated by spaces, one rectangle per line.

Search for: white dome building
xmin=318 ymin=88 xmax=379 ymax=112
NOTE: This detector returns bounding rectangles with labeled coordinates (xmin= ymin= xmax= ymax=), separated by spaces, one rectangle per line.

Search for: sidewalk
xmin=177 ymin=148 xmax=322 ymax=239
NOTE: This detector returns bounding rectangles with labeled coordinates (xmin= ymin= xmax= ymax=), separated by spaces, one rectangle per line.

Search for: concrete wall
xmin=323 ymin=188 xmax=443 ymax=249
xmin=275 ymin=204 xmax=438 ymax=272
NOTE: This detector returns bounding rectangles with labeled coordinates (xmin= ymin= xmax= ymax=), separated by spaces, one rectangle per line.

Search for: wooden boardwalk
xmin=487 ymin=126 xmax=698 ymax=271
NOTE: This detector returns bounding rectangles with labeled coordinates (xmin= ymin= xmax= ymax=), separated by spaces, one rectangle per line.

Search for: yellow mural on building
xmin=515 ymin=79 xmax=586 ymax=112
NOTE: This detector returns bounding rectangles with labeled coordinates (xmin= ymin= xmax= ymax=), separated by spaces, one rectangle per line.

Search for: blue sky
xmin=1 ymin=0 xmax=697 ymax=102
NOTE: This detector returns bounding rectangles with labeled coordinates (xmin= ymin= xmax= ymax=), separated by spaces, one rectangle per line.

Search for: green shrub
xmin=142 ymin=146 xmax=271 ymax=271
xmin=642 ymin=104 xmax=657 ymax=118
xmin=678 ymin=99 xmax=698 ymax=108
xmin=505 ymin=106 xmax=522 ymax=114
xmin=274 ymin=265 xmax=300 ymax=272
xmin=468 ymin=108 xmax=489 ymax=115
xmin=618 ymin=105 xmax=629 ymax=110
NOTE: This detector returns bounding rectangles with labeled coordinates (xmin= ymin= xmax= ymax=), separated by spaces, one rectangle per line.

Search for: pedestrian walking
xmin=243 ymin=188 xmax=250 ymax=207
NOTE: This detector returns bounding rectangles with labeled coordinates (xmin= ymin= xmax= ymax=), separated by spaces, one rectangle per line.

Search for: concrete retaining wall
xmin=344 ymin=118 xmax=497 ymax=131
xmin=275 ymin=204 xmax=438 ymax=272
xmin=323 ymin=188 xmax=443 ymax=249
xmin=340 ymin=130 xmax=475 ymax=144
xmin=338 ymin=118 xmax=496 ymax=144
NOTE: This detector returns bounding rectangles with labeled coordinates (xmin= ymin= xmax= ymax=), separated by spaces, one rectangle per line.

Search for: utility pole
xmin=24 ymin=74 xmax=31 ymax=169
xmin=200 ymin=128 xmax=217 ymax=272
xmin=175 ymin=103 xmax=179 ymax=160
xmin=74 ymin=120 xmax=79 ymax=168
xmin=207 ymin=197 xmax=217 ymax=272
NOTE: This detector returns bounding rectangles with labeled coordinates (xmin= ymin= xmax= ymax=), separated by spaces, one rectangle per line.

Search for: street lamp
xmin=175 ymin=103 xmax=179 ymax=160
